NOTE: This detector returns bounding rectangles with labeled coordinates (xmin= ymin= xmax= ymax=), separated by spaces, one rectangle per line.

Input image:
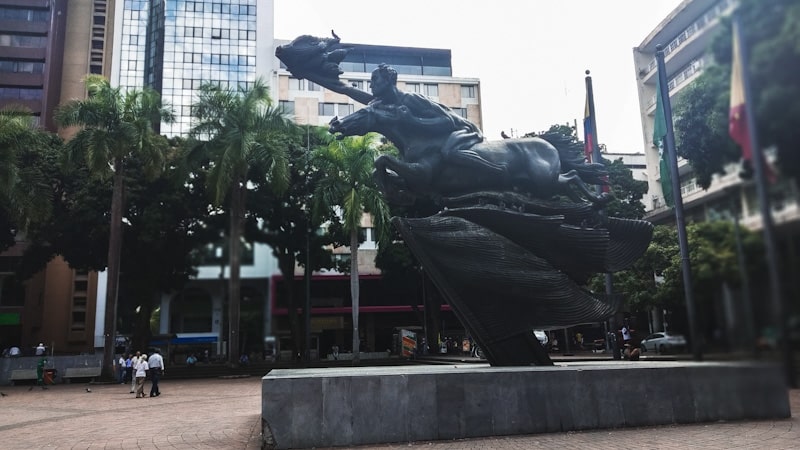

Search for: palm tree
xmin=0 ymin=106 xmax=54 ymax=239
xmin=312 ymin=133 xmax=391 ymax=363
xmin=188 ymin=78 xmax=294 ymax=364
xmin=55 ymin=75 xmax=174 ymax=379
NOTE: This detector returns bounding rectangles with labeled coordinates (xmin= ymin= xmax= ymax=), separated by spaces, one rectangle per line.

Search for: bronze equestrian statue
xmin=277 ymin=34 xmax=653 ymax=366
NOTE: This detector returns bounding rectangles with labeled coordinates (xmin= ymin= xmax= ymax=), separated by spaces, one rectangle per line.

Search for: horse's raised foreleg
xmin=375 ymin=155 xmax=433 ymax=191
xmin=374 ymin=155 xmax=434 ymax=204
xmin=558 ymin=170 xmax=611 ymax=205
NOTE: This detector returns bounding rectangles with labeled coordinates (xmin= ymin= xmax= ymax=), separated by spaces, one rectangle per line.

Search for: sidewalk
xmin=0 ymin=375 xmax=797 ymax=449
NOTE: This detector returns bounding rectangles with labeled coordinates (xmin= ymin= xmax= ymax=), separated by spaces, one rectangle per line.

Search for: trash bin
xmin=43 ymin=369 xmax=56 ymax=385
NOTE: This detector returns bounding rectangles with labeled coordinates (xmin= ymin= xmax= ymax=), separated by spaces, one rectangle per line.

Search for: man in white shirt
xmin=117 ymin=355 xmax=126 ymax=384
xmin=134 ymin=354 xmax=149 ymax=398
xmin=147 ymin=349 xmax=165 ymax=397
xmin=129 ymin=352 xmax=140 ymax=393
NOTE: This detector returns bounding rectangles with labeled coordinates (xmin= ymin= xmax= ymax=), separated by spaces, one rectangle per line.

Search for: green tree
xmin=311 ymin=133 xmax=391 ymax=362
xmin=119 ymin=140 xmax=219 ymax=352
xmin=602 ymin=157 xmax=648 ymax=220
xmin=55 ymin=75 xmax=174 ymax=379
xmin=0 ymin=107 xmax=58 ymax=250
xmin=188 ymin=78 xmax=294 ymax=363
xmin=245 ymin=125 xmax=342 ymax=359
xmin=674 ymin=0 xmax=800 ymax=186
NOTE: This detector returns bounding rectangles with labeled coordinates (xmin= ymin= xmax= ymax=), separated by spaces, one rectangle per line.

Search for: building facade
xmin=110 ymin=0 xmax=274 ymax=136
xmin=0 ymin=0 xmax=112 ymax=355
xmin=0 ymin=0 xmax=67 ymax=131
xmin=633 ymin=0 xmax=800 ymax=343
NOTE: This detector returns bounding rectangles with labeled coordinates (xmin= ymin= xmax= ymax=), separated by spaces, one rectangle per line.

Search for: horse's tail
xmin=541 ymin=131 xmax=609 ymax=186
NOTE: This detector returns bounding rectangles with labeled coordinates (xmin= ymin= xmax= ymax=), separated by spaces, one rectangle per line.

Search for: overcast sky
xmin=274 ymin=0 xmax=684 ymax=153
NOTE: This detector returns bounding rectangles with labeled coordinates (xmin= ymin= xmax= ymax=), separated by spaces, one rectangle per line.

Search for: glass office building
xmin=112 ymin=0 xmax=274 ymax=136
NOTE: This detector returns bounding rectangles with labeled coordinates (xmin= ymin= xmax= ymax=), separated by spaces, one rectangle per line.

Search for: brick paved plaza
xmin=0 ymin=377 xmax=797 ymax=449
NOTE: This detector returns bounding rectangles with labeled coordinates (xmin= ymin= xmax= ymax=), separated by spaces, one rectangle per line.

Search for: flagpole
xmin=585 ymin=70 xmax=617 ymax=358
xmin=732 ymin=14 xmax=792 ymax=386
xmin=655 ymin=45 xmax=702 ymax=361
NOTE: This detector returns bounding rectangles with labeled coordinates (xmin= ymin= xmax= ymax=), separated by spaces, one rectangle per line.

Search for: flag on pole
xmin=583 ymin=95 xmax=594 ymax=162
xmin=729 ymin=20 xmax=776 ymax=183
xmin=653 ymin=81 xmax=674 ymax=207
xmin=729 ymin=21 xmax=751 ymax=165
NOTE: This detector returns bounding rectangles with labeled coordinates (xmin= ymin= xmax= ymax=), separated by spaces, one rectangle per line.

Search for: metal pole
xmin=304 ymin=125 xmax=312 ymax=362
xmin=730 ymin=190 xmax=756 ymax=357
xmin=655 ymin=45 xmax=702 ymax=361
xmin=585 ymin=70 xmax=617 ymax=356
xmin=733 ymin=14 xmax=792 ymax=385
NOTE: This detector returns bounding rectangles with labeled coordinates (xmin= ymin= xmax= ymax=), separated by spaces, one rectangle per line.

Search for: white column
xmin=94 ymin=270 xmax=107 ymax=348
xmin=159 ymin=293 xmax=171 ymax=335
xmin=212 ymin=288 xmax=224 ymax=355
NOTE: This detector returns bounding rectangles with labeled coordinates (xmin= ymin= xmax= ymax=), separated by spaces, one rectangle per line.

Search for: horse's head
xmin=328 ymin=107 xmax=375 ymax=139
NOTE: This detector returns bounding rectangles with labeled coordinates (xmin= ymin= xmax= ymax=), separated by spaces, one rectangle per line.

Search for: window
xmin=405 ymin=83 xmax=420 ymax=93
xmin=319 ymin=103 xmax=335 ymax=116
xmin=319 ymin=103 xmax=353 ymax=116
xmin=452 ymin=108 xmax=467 ymax=118
xmin=461 ymin=85 xmax=476 ymax=98
xmin=424 ymin=84 xmax=438 ymax=97
xmin=288 ymin=77 xmax=303 ymax=90
xmin=337 ymin=103 xmax=354 ymax=116
xmin=349 ymin=80 xmax=364 ymax=90
xmin=70 ymin=271 xmax=89 ymax=332
xmin=680 ymin=178 xmax=699 ymax=197
xmin=279 ymin=100 xmax=295 ymax=115
xmin=307 ymin=81 xmax=321 ymax=91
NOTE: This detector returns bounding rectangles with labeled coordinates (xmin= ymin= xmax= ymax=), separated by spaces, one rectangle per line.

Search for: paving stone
xmin=0 ymin=376 xmax=797 ymax=449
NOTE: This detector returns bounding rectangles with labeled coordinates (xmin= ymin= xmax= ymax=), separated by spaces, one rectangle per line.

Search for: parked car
xmin=639 ymin=332 xmax=686 ymax=354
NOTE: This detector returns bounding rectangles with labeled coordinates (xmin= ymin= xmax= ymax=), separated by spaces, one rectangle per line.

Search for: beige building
xmin=634 ymin=0 xmax=799 ymax=228
xmin=633 ymin=0 xmax=800 ymax=341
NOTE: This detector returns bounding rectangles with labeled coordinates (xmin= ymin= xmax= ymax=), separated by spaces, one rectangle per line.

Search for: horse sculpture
xmin=329 ymin=104 xmax=610 ymax=206
xmin=277 ymin=33 xmax=653 ymax=367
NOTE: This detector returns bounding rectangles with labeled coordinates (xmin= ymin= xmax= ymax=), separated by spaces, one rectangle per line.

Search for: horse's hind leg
xmin=558 ymin=170 xmax=611 ymax=204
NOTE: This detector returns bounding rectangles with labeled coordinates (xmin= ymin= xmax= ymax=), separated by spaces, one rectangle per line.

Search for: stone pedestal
xmin=261 ymin=361 xmax=789 ymax=449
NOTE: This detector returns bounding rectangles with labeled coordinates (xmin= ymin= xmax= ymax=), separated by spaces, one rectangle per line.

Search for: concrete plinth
xmin=261 ymin=361 xmax=790 ymax=449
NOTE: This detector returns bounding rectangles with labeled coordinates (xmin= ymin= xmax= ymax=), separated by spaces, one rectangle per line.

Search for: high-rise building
xmin=110 ymin=0 xmax=275 ymax=136
xmin=0 ymin=0 xmax=112 ymax=355
xmin=0 ymin=0 xmax=67 ymax=131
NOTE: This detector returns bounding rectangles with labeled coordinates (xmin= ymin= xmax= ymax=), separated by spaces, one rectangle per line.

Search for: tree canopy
xmin=0 ymin=107 xmax=59 ymax=250
xmin=674 ymin=0 xmax=800 ymax=187
xmin=188 ymin=78 xmax=295 ymax=363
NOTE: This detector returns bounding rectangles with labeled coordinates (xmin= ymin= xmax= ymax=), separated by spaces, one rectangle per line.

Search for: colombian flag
xmin=729 ymin=21 xmax=751 ymax=164
xmin=583 ymin=96 xmax=593 ymax=163
xmin=729 ymin=21 xmax=775 ymax=183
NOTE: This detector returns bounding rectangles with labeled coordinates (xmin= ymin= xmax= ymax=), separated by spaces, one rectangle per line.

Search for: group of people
xmin=2 ymin=343 xmax=46 ymax=357
xmin=117 ymin=349 xmax=164 ymax=398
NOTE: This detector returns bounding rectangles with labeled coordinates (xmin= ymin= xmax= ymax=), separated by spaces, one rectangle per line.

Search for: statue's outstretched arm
xmin=276 ymin=34 xmax=374 ymax=105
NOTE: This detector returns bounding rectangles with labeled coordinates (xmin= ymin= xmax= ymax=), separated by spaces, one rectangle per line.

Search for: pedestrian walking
xmin=129 ymin=351 xmax=140 ymax=393
xmin=134 ymin=354 xmax=149 ymax=398
xmin=29 ymin=357 xmax=48 ymax=391
xmin=117 ymin=355 xmax=126 ymax=384
xmin=147 ymin=349 xmax=164 ymax=397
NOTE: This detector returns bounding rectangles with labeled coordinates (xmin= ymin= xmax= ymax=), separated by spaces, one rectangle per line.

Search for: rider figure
xmin=369 ymin=63 xmax=505 ymax=173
